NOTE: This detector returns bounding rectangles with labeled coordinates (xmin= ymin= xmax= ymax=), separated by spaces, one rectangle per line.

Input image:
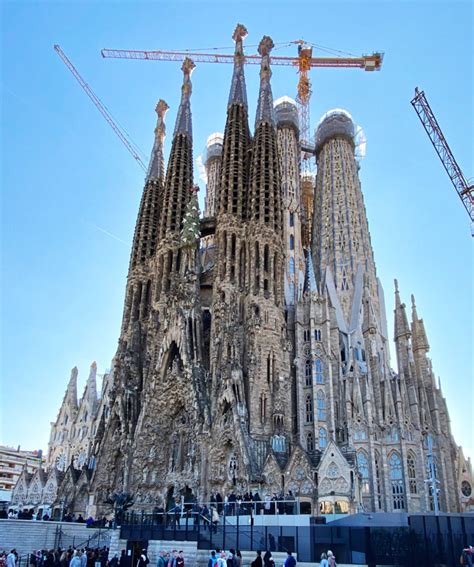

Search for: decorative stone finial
xmin=90 ymin=361 xmax=97 ymax=369
xmin=411 ymin=294 xmax=416 ymax=308
xmin=181 ymin=57 xmax=196 ymax=78
xmin=233 ymin=23 xmax=248 ymax=45
xmin=394 ymin=278 xmax=399 ymax=292
xmin=147 ymin=99 xmax=169 ymax=182
xmin=156 ymin=99 xmax=170 ymax=119
xmin=258 ymin=35 xmax=274 ymax=57
xmin=228 ymin=24 xmax=248 ymax=108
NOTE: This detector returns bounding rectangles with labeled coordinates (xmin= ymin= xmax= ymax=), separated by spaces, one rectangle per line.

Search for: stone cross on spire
xmin=146 ymin=99 xmax=169 ymax=182
xmin=228 ymin=23 xmax=248 ymax=108
xmin=174 ymin=57 xmax=195 ymax=138
xmin=255 ymin=35 xmax=275 ymax=128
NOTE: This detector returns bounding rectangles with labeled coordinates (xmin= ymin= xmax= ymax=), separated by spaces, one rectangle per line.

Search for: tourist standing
xmin=263 ymin=551 xmax=274 ymax=567
xmin=283 ymin=552 xmax=296 ymax=567
xmin=319 ymin=553 xmax=328 ymax=567
xmin=327 ymin=550 xmax=336 ymax=567
xmin=137 ymin=551 xmax=149 ymax=567
xmin=6 ymin=551 xmax=16 ymax=567
xmin=69 ymin=552 xmax=81 ymax=567
xmin=250 ymin=551 xmax=262 ymax=567
xmin=207 ymin=551 xmax=218 ymax=567
xmin=156 ymin=552 xmax=167 ymax=567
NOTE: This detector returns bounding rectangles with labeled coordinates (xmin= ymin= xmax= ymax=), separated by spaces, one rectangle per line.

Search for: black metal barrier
xmin=120 ymin=512 xmax=474 ymax=565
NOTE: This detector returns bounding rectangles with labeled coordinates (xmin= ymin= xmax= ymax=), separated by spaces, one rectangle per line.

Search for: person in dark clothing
xmin=118 ymin=551 xmax=127 ymax=567
xmin=268 ymin=533 xmax=276 ymax=552
xmin=263 ymin=551 xmax=274 ymax=567
xmin=284 ymin=552 xmax=296 ymax=567
xmin=251 ymin=551 xmax=263 ymax=567
xmin=136 ymin=551 xmax=149 ymax=567
xmin=216 ymin=493 xmax=223 ymax=514
xmin=253 ymin=492 xmax=262 ymax=515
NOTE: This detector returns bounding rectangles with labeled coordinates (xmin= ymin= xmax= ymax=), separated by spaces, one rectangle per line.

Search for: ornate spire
xmin=228 ymin=23 xmax=248 ymax=108
xmin=66 ymin=367 xmax=78 ymax=408
xmin=159 ymin=60 xmax=195 ymax=239
xmin=394 ymin=279 xmax=411 ymax=339
xmin=248 ymin=35 xmax=282 ymax=233
xmin=255 ymin=36 xmax=275 ymax=128
xmin=217 ymin=26 xmax=251 ymax=219
xmin=174 ymin=58 xmax=195 ymax=138
xmin=147 ymin=99 xmax=169 ymax=182
xmin=411 ymin=294 xmax=430 ymax=352
xmin=130 ymin=99 xmax=170 ymax=267
xmin=86 ymin=361 xmax=97 ymax=404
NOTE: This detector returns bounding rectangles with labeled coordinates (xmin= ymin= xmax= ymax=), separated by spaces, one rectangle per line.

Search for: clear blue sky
xmin=1 ymin=1 xmax=472 ymax=460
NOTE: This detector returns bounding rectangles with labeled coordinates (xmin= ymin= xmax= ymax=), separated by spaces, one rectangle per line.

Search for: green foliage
xmin=181 ymin=191 xmax=200 ymax=247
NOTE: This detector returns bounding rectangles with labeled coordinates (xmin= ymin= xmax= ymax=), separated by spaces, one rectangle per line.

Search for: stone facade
xmin=34 ymin=24 xmax=471 ymax=518
xmin=10 ymin=363 xmax=113 ymax=517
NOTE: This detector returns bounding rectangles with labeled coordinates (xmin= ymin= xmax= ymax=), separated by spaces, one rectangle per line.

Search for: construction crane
xmin=54 ymin=45 xmax=147 ymax=172
xmin=101 ymin=43 xmax=383 ymax=157
xmin=411 ymin=87 xmax=473 ymax=226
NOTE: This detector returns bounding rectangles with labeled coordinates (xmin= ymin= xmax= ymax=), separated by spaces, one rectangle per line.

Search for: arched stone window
xmin=305 ymin=394 xmax=313 ymax=423
xmin=319 ymin=427 xmax=327 ymax=449
xmin=389 ymin=452 xmax=405 ymax=510
xmin=305 ymin=360 xmax=312 ymax=386
xmin=315 ymin=359 xmax=324 ymax=384
xmin=290 ymin=235 xmax=295 ymax=250
xmin=306 ymin=432 xmax=314 ymax=452
xmin=317 ymin=390 xmax=326 ymax=420
xmin=407 ymin=453 xmax=417 ymax=494
xmin=357 ymin=451 xmax=370 ymax=494
xmin=254 ymin=242 xmax=260 ymax=293
xmin=260 ymin=393 xmax=267 ymax=423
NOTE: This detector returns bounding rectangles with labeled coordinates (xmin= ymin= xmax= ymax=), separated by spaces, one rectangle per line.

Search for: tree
xmin=180 ymin=189 xmax=200 ymax=247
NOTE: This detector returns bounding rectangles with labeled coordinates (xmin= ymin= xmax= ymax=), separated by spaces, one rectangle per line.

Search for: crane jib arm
xmin=101 ymin=48 xmax=383 ymax=71
xmin=411 ymin=88 xmax=474 ymax=223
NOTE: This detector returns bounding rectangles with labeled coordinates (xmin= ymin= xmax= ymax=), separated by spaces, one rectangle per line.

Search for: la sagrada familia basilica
xmin=12 ymin=25 xmax=473 ymax=518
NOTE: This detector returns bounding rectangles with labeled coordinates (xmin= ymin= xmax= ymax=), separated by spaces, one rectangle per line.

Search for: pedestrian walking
xmin=327 ymin=550 xmax=336 ymax=567
xmin=319 ymin=553 xmax=328 ymax=567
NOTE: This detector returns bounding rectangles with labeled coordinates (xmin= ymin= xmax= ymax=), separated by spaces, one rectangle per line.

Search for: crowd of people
xmin=0 ymin=548 xmax=110 ymax=567
xmin=1 ymin=509 xmax=112 ymax=528
xmin=206 ymin=490 xmax=298 ymax=517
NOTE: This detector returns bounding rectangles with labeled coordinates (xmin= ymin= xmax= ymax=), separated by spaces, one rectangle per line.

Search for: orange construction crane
xmin=411 ymin=87 xmax=474 ymax=229
xmin=54 ymin=45 xmax=147 ymax=172
xmin=101 ymin=42 xmax=383 ymax=157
